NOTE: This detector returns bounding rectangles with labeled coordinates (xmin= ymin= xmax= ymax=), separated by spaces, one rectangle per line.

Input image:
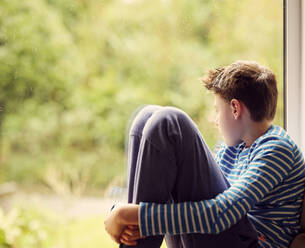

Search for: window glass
xmin=0 ymin=0 xmax=283 ymax=247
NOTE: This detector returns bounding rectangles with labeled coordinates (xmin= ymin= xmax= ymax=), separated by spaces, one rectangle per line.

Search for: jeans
xmin=121 ymin=105 xmax=258 ymax=248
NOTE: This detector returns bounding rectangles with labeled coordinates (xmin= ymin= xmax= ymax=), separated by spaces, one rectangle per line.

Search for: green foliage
xmin=0 ymin=0 xmax=85 ymax=112
xmin=0 ymin=207 xmax=48 ymax=248
xmin=0 ymin=0 xmax=284 ymax=191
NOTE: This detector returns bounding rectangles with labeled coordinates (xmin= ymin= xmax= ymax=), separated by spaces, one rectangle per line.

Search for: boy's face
xmin=214 ymin=94 xmax=242 ymax=146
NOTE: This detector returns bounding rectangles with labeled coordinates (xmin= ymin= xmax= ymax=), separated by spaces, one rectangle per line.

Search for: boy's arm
xmin=138 ymin=139 xmax=297 ymax=237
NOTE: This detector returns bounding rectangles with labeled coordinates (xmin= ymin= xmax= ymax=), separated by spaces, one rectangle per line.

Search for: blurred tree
xmin=0 ymin=0 xmax=85 ymax=113
xmin=0 ymin=0 xmax=283 ymax=192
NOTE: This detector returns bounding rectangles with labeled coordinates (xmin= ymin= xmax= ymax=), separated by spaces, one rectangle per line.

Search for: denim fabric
xmin=120 ymin=105 xmax=258 ymax=248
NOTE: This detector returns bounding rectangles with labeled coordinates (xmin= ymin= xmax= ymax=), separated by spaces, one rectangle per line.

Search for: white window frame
xmin=285 ymin=0 xmax=305 ymax=153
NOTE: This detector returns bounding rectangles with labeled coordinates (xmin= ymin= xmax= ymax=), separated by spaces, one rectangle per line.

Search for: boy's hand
xmin=104 ymin=204 xmax=126 ymax=244
xmin=104 ymin=203 xmax=141 ymax=244
xmin=120 ymin=225 xmax=142 ymax=246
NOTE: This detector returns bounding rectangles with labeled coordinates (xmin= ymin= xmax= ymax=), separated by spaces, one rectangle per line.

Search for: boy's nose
xmin=215 ymin=117 xmax=219 ymax=127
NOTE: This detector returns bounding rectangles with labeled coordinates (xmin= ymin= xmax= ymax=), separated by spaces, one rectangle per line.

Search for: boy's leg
xmin=126 ymin=105 xmax=162 ymax=203
xmin=123 ymin=105 xmax=165 ymax=248
xmin=124 ymin=105 xmax=258 ymax=248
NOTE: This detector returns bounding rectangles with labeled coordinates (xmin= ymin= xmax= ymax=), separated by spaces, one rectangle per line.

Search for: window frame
xmin=284 ymin=0 xmax=305 ymax=152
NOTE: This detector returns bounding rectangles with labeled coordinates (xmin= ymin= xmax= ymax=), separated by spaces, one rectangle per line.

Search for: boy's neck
xmin=242 ymin=120 xmax=272 ymax=148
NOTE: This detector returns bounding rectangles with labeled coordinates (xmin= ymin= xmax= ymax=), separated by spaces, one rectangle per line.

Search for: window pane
xmin=0 ymin=0 xmax=283 ymax=246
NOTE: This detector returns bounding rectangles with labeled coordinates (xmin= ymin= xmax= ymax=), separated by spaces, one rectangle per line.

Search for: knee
xmin=142 ymin=106 xmax=193 ymax=138
xmin=152 ymin=106 xmax=188 ymax=122
xmin=129 ymin=105 xmax=161 ymax=135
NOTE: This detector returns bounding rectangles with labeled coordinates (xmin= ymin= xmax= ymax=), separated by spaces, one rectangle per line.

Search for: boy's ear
xmin=230 ymin=99 xmax=241 ymax=119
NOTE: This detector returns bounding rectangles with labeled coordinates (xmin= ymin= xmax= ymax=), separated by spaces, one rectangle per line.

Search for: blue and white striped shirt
xmin=139 ymin=124 xmax=305 ymax=247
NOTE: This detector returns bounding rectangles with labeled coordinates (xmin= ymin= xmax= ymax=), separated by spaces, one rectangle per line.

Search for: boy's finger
xmin=122 ymin=230 xmax=141 ymax=240
xmin=121 ymin=232 xmax=141 ymax=241
xmin=124 ymin=228 xmax=140 ymax=237
xmin=127 ymin=225 xmax=139 ymax=230
xmin=120 ymin=237 xmax=137 ymax=246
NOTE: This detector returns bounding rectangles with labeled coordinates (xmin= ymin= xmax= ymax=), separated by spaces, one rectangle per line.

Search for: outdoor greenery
xmin=0 ymin=0 xmax=283 ymax=193
xmin=0 ymin=207 xmax=48 ymax=248
xmin=0 ymin=0 xmax=283 ymax=247
xmin=0 ymin=206 xmax=165 ymax=248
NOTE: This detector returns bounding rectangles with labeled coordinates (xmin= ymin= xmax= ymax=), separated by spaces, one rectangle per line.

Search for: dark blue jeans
xmin=122 ymin=105 xmax=258 ymax=248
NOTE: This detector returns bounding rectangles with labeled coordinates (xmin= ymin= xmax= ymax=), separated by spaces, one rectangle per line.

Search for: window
xmin=285 ymin=0 xmax=305 ymax=152
xmin=0 ymin=1 xmax=290 ymax=247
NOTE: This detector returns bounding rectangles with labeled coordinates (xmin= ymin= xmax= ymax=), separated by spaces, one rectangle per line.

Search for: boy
xmin=105 ymin=61 xmax=305 ymax=247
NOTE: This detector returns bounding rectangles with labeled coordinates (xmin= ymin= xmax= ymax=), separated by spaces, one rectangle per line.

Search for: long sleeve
xmin=138 ymin=138 xmax=298 ymax=237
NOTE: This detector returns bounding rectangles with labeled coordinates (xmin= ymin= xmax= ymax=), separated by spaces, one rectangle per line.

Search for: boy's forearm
xmin=117 ymin=204 xmax=139 ymax=226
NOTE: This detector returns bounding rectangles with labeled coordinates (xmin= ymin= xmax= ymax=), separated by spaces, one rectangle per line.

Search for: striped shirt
xmin=139 ymin=124 xmax=305 ymax=247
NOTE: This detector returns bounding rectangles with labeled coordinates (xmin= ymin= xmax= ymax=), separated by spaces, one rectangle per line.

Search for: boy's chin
xmin=224 ymin=139 xmax=243 ymax=147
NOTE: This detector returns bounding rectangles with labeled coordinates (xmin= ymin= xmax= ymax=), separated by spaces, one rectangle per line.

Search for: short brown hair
xmin=201 ymin=61 xmax=278 ymax=122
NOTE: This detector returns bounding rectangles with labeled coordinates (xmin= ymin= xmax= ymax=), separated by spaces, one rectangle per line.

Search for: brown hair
xmin=201 ymin=61 xmax=278 ymax=122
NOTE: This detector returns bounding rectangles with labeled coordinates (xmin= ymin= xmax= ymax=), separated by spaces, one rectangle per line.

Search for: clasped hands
xmin=104 ymin=203 xmax=143 ymax=246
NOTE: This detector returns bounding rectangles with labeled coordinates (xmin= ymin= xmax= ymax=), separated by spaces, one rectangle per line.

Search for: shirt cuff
xmin=139 ymin=202 xmax=165 ymax=237
xmin=139 ymin=202 xmax=148 ymax=237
